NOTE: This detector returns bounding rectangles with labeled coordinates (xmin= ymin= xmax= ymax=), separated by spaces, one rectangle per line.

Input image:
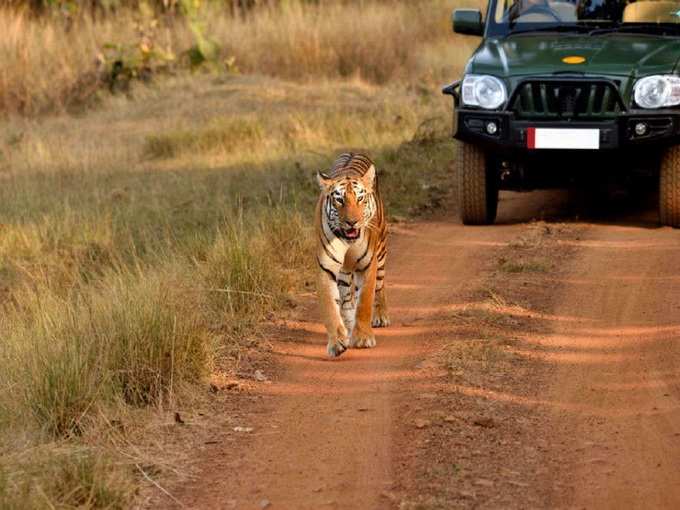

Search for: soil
xmin=149 ymin=189 xmax=680 ymax=509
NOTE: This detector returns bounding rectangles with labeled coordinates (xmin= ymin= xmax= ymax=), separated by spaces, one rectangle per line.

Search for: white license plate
xmin=527 ymin=128 xmax=600 ymax=150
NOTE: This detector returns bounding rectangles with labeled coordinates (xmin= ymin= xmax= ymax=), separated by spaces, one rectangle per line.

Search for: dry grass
xmin=0 ymin=445 xmax=134 ymax=510
xmin=0 ymin=0 xmax=481 ymax=506
xmin=0 ymin=0 xmax=481 ymax=115
xmin=211 ymin=1 xmax=448 ymax=83
xmin=0 ymin=11 xmax=134 ymax=115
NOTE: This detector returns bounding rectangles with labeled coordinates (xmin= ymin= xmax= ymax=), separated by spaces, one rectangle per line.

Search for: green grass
xmin=498 ymin=257 xmax=552 ymax=274
xmin=144 ymin=117 xmax=266 ymax=160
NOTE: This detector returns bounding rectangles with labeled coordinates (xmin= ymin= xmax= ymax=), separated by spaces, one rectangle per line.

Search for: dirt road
xmin=543 ymin=222 xmax=680 ymax=508
xmin=158 ymin=190 xmax=680 ymax=509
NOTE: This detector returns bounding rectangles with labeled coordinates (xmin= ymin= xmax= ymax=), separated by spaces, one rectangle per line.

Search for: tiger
xmin=315 ymin=152 xmax=389 ymax=358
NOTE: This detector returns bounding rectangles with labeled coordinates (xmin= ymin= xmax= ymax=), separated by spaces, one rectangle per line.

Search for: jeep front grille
xmin=508 ymin=79 xmax=625 ymax=120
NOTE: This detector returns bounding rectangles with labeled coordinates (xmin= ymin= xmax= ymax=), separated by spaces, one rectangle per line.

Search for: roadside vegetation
xmin=0 ymin=0 xmax=477 ymax=116
xmin=0 ymin=0 xmax=479 ymax=507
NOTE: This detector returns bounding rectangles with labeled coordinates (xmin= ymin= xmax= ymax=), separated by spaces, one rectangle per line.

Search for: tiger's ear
xmin=317 ymin=171 xmax=333 ymax=191
xmin=361 ymin=164 xmax=376 ymax=192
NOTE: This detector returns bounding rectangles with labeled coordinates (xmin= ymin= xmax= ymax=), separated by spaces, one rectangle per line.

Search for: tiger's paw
xmin=327 ymin=337 xmax=349 ymax=358
xmin=372 ymin=313 xmax=390 ymax=328
xmin=350 ymin=328 xmax=376 ymax=349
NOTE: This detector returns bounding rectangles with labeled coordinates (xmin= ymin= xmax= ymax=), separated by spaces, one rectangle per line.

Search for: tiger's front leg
xmin=317 ymin=266 xmax=350 ymax=358
xmin=372 ymin=254 xmax=390 ymax=328
xmin=350 ymin=257 xmax=377 ymax=349
xmin=338 ymin=270 xmax=356 ymax=333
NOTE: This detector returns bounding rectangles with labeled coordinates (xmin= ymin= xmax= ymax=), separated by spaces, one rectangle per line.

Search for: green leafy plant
xmin=180 ymin=0 xmax=223 ymax=71
xmin=99 ymin=11 xmax=175 ymax=92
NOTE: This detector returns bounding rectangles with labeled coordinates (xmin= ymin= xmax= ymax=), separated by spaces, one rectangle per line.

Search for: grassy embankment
xmin=0 ymin=1 xmax=478 ymax=507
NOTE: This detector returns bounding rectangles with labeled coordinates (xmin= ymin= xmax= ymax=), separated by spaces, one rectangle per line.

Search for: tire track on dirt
xmin=541 ymin=223 xmax=680 ymax=508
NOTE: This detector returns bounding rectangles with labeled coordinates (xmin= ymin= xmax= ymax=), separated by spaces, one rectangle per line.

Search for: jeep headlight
xmin=634 ymin=75 xmax=680 ymax=109
xmin=462 ymin=75 xmax=507 ymax=110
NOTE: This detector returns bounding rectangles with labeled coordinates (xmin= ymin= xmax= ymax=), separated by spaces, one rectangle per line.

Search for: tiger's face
xmin=318 ymin=165 xmax=376 ymax=242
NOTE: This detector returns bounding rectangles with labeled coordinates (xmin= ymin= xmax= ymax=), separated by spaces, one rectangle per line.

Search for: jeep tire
xmin=457 ymin=141 xmax=499 ymax=225
xmin=660 ymin=145 xmax=680 ymax=228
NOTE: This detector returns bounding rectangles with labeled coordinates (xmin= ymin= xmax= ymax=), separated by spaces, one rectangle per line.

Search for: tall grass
xmin=0 ymin=270 xmax=209 ymax=436
xmin=0 ymin=205 xmax=311 ymax=506
xmin=0 ymin=202 xmax=313 ymax=431
xmin=0 ymin=11 xmax=131 ymax=115
xmin=0 ymin=0 xmax=477 ymax=115
xmin=212 ymin=1 xmax=449 ymax=83
xmin=0 ymin=446 xmax=133 ymax=510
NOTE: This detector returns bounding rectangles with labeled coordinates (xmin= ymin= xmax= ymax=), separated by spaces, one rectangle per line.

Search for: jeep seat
xmin=623 ymin=0 xmax=680 ymax=23
xmin=513 ymin=0 xmax=577 ymax=22
xmin=550 ymin=0 xmax=578 ymax=21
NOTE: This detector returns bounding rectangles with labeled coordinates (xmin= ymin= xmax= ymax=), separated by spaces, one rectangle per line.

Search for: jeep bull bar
xmin=443 ymin=78 xmax=680 ymax=153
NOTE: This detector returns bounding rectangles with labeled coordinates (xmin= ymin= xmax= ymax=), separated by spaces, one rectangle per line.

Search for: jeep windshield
xmin=487 ymin=0 xmax=680 ymax=36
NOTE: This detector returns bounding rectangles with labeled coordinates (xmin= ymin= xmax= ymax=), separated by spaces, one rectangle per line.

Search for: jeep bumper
xmin=453 ymin=108 xmax=680 ymax=154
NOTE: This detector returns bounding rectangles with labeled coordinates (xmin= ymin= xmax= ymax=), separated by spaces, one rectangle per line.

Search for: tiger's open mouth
xmin=342 ymin=227 xmax=361 ymax=240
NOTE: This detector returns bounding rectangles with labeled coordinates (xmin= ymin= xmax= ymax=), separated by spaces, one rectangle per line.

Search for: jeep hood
xmin=467 ymin=34 xmax=680 ymax=79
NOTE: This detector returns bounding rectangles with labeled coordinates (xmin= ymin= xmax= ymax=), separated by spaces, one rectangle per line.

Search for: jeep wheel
xmin=660 ymin=145 xmax=680 ymax=228
xmin=457 ymin=142 xmax=499 ymax=225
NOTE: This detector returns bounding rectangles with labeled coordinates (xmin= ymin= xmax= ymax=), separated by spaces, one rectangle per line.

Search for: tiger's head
xmin=317 ymin=164 xmax=376 ymax=242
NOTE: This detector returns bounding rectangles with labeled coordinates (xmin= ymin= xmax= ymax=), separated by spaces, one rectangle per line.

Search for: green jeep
xmin=444 ymin=0 xmax=680 ymax=226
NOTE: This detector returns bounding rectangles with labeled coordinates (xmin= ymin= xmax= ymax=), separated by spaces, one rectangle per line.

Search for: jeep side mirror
xmin=452 ymin=9 xmax=483 ymax=36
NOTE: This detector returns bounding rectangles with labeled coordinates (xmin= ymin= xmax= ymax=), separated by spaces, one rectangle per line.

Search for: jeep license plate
xmin=527 ymin=128 xmax=600 ymax=150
